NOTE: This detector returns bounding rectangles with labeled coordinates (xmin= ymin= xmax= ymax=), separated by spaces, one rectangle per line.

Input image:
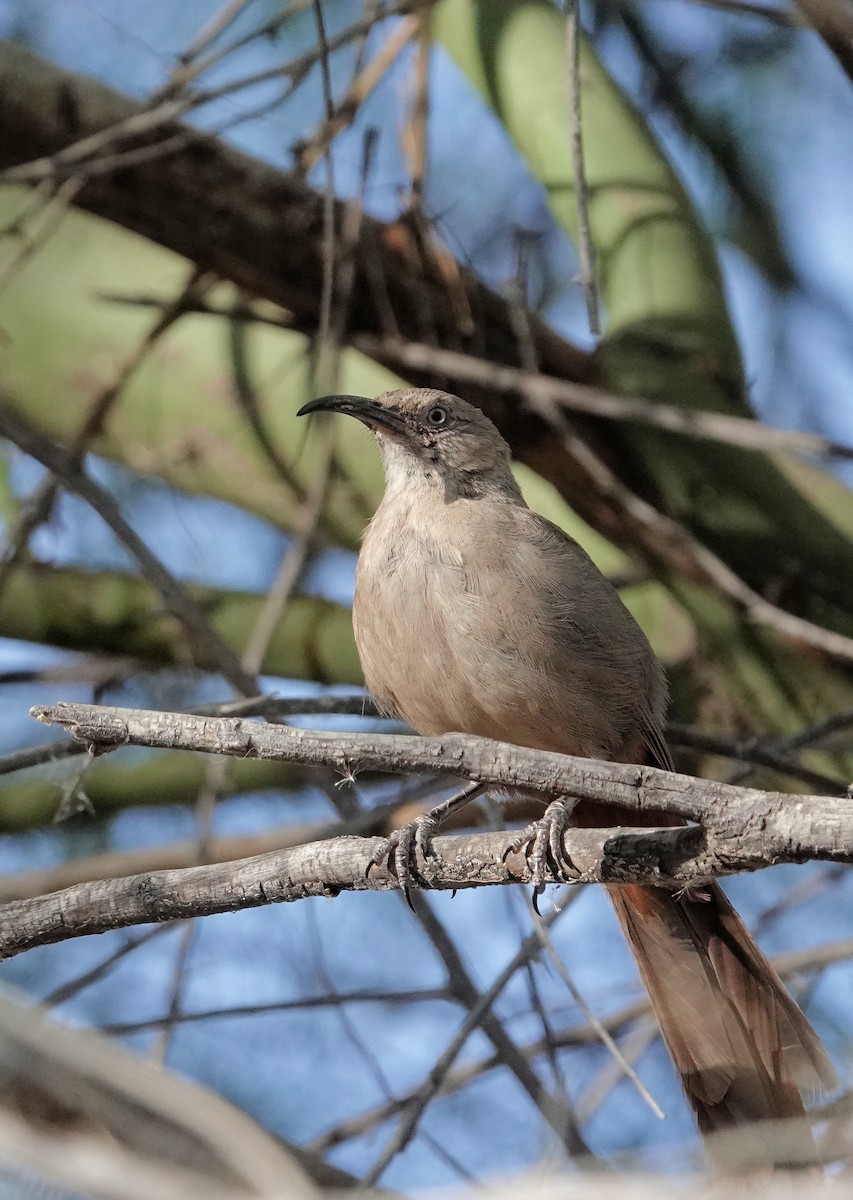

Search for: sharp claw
xmin=507 ymin=799 xmax=579 ymax=889
xmin=367 ymin=812 xmax=445 ymax=896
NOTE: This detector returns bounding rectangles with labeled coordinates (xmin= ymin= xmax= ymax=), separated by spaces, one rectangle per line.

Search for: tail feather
xmin=608 ymin=881 xmax=835 ymax=1164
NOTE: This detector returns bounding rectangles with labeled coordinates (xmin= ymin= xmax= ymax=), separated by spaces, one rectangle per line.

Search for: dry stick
xmin=302 ymin=903 xmax=469 ymax=1186
xmin=6 ymin=704 xmax=852 ymax=958
xmin=44 ymin=925 xmax=178 ymax=1008
xmin=362 ymin=893 xmax=592 ymax=1184
xmin=0 ymin=694 xmax=380 ymax=782
xmin=529 ymin=394 xmax=853 ymax=664
xmin=0 ymin=806 xmax=399 ymax=904
xmin=95 ymin=290 xmax=853 ymax=461
xmin=528 ymin=900 xmax=665 ymax=1120
xmin=0 ymin=176 xmax=83 ymax=296
xmin=507 ymin=231 xmax=542 ymax=373
xmin=0 ymin=1 xmax=418 ymax=187
xmin=103 ymin=986 xmax=449 ymax=1035
xmin=314 ymin=939 xmax=853 ymax=1152
xmin=312 ymin=0 xmax=337 ymax=383
xmin=777 ymin=705 xmax=853 ymax=751
xmin=28 ymin=702 xmax=853 ymax=854
xmin=0 ymin=825 xmax=698 ymax=958
xmin=0 ymin=408 xmax=258 ymax=697
xmin=565 ymin=0 xmax=601 ymax=336
xmin=402 ymin=7 xmax=431 ymax=211
xmin=665 ymin=724 xmax=847 ymax=795
xmin=171 ymin=0 xmax=257 ymax=72
xmin=153 ymin=0 xmax=314 ymax=101
xmin=350 ymin=335 xmax=853 ymax=460
xmin=575 ymin=1016 xmax=660 ymax=1124
xmin=0 ymin=267 xmax=209 ymax=594
xmin=4 ymin=714 xmax=840 ymax=901
xmin=92 ymin=290 xmax=853 ymax=462
xmin=1 ymin=688 xmax=845 ymax=789
xmin=297 ymin=15 xmax=417 ymax=173
xmin=228 ymin=317 xmax=308 ymax=503
xmin=724 ymin=705 xmax=853 ymax=788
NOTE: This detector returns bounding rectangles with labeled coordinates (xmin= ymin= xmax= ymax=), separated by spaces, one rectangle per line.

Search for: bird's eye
xmin=426 ymin=405 xmax=448 ymax=427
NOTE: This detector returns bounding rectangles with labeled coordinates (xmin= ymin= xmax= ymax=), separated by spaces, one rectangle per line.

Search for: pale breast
xmin=353 ymin=493 xmax=665 ymax=762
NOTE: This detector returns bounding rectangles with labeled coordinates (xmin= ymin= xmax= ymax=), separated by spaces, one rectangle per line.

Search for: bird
xmin=297 ymin=386 xmax=835 ymax=1162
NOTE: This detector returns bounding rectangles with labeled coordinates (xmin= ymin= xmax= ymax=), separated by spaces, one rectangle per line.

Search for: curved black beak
xmin=297 ymin=394 xmax=405 ymax=434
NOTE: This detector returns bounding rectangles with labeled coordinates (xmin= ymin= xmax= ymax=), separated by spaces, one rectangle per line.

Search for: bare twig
xmin=101 ymin=985 xmax=449 ymax=1035
xmin=351 ymin=335 xmax=853 ymax=460
xmin=296 ymin=16 xmax=416 ymax=172
xmin=0 ymin=176 xmax=83 ymax=296
xmin=315 ymin=937 xmax=853 ymax=1151
xmin=362 ymin=891 xmax=592 ymax=1183
xmin=666 ymin=723 xmax=848 ymax=794
xmin=401 ymin=9 xmax=431 ymax=211
xmin=0 ymin=3 xmax=422 ymax=187
xmin=0 ymin=267 xmax=209 ymax=593
xmin=526 ymin=392 xmax=853 ymax=664
xmin=29 ymin=701 xmax=852 ymax=852
xmin=4 ymin=700 xmax=851 ymax=957
xmin=0 ymin=406 xmax=258 ymax=696
xmin=565 ymin=0 xmax=601 ymax=335
xmin=0 ymin=805 xmax=402 ymax=904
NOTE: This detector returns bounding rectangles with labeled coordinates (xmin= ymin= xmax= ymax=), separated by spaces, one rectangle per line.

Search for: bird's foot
xmin=367 ymin=810 xmax=443 ymax=907
xmin=367 ymin=781 xmax=486 ymax=909
xmin=504 ymin=798 xmax=579 ymax=893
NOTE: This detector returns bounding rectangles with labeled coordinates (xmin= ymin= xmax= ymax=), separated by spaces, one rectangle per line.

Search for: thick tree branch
xmin=0 ymin=41 xmax=592 ymax=401
xmin=2 ymin=38 xmax=853 ymax=650
xmin=0 ymin=700 xmax=847 ymax=959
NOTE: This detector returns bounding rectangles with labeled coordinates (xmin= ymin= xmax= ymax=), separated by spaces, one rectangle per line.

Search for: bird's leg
xmin=368 ymin=780 xmax=487 ymax=901
xmin=505 ymin=797 xmax=580 ymax=892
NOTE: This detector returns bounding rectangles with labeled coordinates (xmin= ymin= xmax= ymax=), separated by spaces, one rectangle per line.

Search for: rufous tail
xmin=608 ymin=881 xmax=836 ymax=1168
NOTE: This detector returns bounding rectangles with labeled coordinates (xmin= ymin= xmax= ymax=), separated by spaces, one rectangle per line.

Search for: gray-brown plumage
xmin=298 ymin=387 xmax=835 ymax=1161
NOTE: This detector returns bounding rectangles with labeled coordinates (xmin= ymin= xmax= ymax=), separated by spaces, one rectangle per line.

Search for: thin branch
xmin=0 ymin=805 xmax=401 ymax=904
xmin=0 ymin=405 xmax=258 ymax=697
xmin=101 ymin=985 xmax=450 ymax=1035
xmin=3 ymin=689 xmax=846 ymax=795
xmin=363 ymin=892 xmax=591 ymax=1182
xmin=0 ymin=266 xmax=209 ymax=593
xmin=401 ymin=8 xmax=431 ymax=211
xmin=5 ymin=700 xmax=851 ymax=956
xmin=29 ymin=701 xmax=852 ymax=845
xmin=315 ymin=937 xmax=853 ymax=1151
xmin=0 ymin=3 xmax=422 ymax=187
xmin=526 ymin=391 xmax=853 ymax=664
xmin=296 ymin=16 xmax=416 ymax=173
xmin=565 ymin=0 xmax=601 ymax=335
xmin=666 ymin=723 xmax=848 ymax=794
xmin=351 ymin=335 xmax=853 ymax=460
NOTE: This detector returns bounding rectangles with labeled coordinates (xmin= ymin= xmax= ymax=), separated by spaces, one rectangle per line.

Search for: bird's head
xmin=297 ymin=388 xmax=518 ymax=500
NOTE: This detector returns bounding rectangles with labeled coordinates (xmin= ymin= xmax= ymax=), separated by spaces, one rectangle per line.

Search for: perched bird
xmin=298 ymin=386 xmax=834 ymax=1161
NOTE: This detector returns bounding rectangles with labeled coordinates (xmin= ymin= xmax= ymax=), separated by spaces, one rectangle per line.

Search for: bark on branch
xmin=0 ymin=40 xmax=592 ymax=411
xmin=0 ymin=700 xmax=847 ymax=959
